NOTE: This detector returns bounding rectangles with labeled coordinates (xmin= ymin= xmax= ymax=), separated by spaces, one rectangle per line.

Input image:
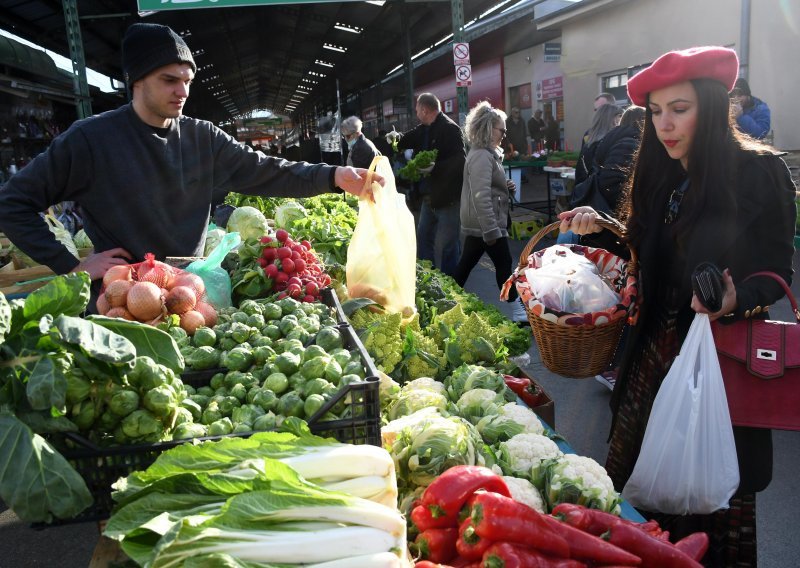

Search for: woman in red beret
xmin=559 ymin=46 xmax=796 ymax=566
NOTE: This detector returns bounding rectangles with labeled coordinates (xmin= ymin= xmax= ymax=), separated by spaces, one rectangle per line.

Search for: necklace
xmin=664 ymin=178 xmax=690 ymax=224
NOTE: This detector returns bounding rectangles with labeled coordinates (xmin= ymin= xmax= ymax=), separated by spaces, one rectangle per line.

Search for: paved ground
xmin=1 ymin=172 xmax=798 ymax=566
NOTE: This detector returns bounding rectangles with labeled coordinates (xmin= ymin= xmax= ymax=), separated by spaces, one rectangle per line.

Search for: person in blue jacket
xmin=730 ymin=78 xmax=771 ymax=139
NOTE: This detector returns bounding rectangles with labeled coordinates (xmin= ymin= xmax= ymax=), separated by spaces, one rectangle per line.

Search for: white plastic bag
xmin=622 ymin=313 xmax=739 ymax=515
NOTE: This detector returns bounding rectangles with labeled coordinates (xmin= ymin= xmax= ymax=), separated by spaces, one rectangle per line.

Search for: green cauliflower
xmin=543 ymin=454 xmax=622 ymax=514
xmin=399 ymin=327 xmax=445 ymax=382
xmin=350 ymin=309 xmax=403 ymax=375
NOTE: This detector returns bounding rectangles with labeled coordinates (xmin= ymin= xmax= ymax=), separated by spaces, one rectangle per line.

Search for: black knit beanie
xmin=122 ymin=23 xmax=196 ymax=86
xmin=733 ymin=78 xmax=751 ymax=97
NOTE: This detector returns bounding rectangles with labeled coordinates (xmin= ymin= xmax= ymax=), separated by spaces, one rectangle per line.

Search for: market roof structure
xmin=0 ymin=0 xmax=557 ymax=124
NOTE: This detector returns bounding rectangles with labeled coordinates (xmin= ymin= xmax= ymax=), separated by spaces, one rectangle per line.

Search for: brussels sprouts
xmin=305 ymin=378 xmax=331 ymax=397
xmin=181 ymin=398 xmax=203 ymax=421
xmin=167 ymin=326 xmax=190 ymax=346
xmin=231 ymin=312 xmax=250 ymax=324
xmin=324 ymin=359 xmax=343 ymax=384
xmin=192 ymin=327 xmax=217 ymax=348
xmin=274 ymin=351 xmax=301 ymax=375
xmin=207 ymin=417 xmax=234 ymax=436
xmin=183 ymin=385 xmax=196 ymax=396
xmin=186 ymin=346 xmax=221 ymax=371
xmin=301 ymin=356 xmax=330 ymax=380
xmin=97 ymin=408 xmax=122 ymax=431
xmin=253 ymin=345 xmax=276 ymax=366
xmin=65 ymin=370 xmax=92 ymax=405
xmin=278 ymin=315 xmax=299 ymax=337
xmin=298 ymin=316 xmax=321 ymax=335
xmin=229 ymin=383 xmax=248 ymax=403
xmin=342 ymin=360 xmax=366 ymax=379
xmin=246 ymin=314 xmax=266 ymax=329
xmin=173 ymin=406 xmax=194 ymax=427
xmin=251 ymin=336 xmax=273 ymax=349
xmin=239 ymin=300 xmax=263 ymax=317
xmin=233 ymin=423 xmax=253 ymax=434
xmin=288 ymin=372 xmax=307 ymax=396
xmin=276 ymin=297 xmax=301 ymax=316
xmin=302 ymin=345 xmax=328 ymax=363
xmin=109 ymin=388 xmax=140 ymax=417
xmin=173 ymin=422 xmax=208 ymax=440
xmin=143 ymin=384 xmax=179 ymax=418
xmin=261 ymin=324 xmax=281 ymax=341
xmin=315 ymin=327 xmax=344 ymax=352
xmin=223 ymin=347 xmax=254 ymax=372
xmin=232 ymin=404 xmax=265 ymax=427
xmin=262 ymin=303 xmax=282 ymax=321
xmin=252 ymin=389 xmax=279 ymax=412
xmin=285 ymin=327 xmax=310 ymax=344
xmin=201 ymin=401 xmax=223 ymax=425
xmin=71 ymin=399 xmax=99 ymax=430
xmin=304 ymin=394 xmax=326 ymax=419
xmin=284 ymin=339 xmax=305 ymax=356
xmin=219 ymin=396 xmax=242 ymax=415
xmin=321 ymin=382 xmax=339 ymax=398
xmin=209 ymin=373 xmax=226 ymax=390
xmin=127 ymin=356 xmax=167 ymax=391
xmin=230 ymin=322 xmax=254 ymax=344
xmin=263 ymin=372 xmax=289 ymax=394
xmin=223 ymin=370 xmax=247 ymax=390
xmin=276 ymin=391 xmax=305 ymax=418
xmin=253 ymin=412 xmax=278 ymax=432
xmin=120 ymin=409 xmax=163 ymax=441
xmin=329 ymin=349 xmax=352 ymax=369
xmin=219 ymin=337 xmax=238 ymax=351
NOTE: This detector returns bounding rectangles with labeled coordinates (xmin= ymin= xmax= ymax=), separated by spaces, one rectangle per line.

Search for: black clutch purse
xmin=691 ymin=262 xmax=724 ymax=313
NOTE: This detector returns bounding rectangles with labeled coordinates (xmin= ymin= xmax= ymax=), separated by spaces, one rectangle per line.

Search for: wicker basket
xmin=517 ymin=219 xmax=638 ymax=378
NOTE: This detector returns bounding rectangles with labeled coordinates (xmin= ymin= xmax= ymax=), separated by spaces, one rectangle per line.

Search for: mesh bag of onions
xmin=97 ymin=253 xmax=218 ymax=335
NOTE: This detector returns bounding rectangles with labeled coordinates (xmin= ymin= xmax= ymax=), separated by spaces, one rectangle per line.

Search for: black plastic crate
xmin=46 ymin=322 xmax=381 ymax=525
xmin=321 ymin=286 xmax=347 ymax=324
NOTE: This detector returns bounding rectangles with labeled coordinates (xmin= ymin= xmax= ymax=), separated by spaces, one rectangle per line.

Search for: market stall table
xmin=503 ymin=159 xmax=547 ymax=209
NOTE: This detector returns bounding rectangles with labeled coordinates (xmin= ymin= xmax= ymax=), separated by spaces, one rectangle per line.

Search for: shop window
xmin=600 ymin=72 xmax=629 ymax=105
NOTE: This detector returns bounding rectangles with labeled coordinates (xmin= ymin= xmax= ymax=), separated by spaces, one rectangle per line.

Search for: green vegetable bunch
xmin=399 ymin=149 xmax=438 ymax=182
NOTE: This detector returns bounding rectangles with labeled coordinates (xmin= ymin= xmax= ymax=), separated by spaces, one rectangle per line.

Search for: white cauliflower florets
xmin=456 ymin=388 xmax=501 ymax=408
xmin=498 ymin=433 xmax=562 ymax=477
xmin=546 ymin=454 xmax=621 ymax=514
xmin=499 ymin=403 xmax=545 ymax=435
xmin=403 ymin=377 xmax=446 ymax=395
xmin=503 ymin=475 xmax=546 ymax=513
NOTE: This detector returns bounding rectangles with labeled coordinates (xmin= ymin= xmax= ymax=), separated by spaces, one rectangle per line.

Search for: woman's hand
xmin=557 ymin=207 xmax=602 ymax=236
xmin=335 ymin=166 xmax=385 ymax=202
xmin=691 ymin=268 xmax=738 ymax=321
xmin=506 ymin=179 xmax=517 ymax=194
xmin=70 ymin=247 xmax=132 ymax=281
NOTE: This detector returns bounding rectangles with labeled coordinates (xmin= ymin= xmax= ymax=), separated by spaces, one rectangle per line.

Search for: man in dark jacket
xmin=397 ymin=93 xmax=466 ymax=275
xmin=341 ymin=116 xmax=381 ymax=169
xmin=730 ymin=78 xmax=771 ymax=139
xmin=527 ymin=110 xmax=546 ymax=149
xmin=0 ymin=23 xmax=377 ymax=292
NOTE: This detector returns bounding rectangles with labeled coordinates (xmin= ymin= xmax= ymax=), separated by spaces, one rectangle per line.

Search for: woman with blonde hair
xmin=452 ymin=102 xmax=517 ymax=298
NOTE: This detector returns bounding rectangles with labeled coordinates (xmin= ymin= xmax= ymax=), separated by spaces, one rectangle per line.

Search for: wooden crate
xmin=0 ymin=263 xmax=56 ymax=296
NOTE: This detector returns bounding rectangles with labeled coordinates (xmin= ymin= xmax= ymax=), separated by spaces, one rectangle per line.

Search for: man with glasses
xmin=730 ymin=78 xmax=771 ymax=140
xmin=397 ymin=93 xmax=466 ymax=276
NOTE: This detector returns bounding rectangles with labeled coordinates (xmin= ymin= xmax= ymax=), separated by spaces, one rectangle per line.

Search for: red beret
xmin=627 ymin=46 xmax=739 ymax=106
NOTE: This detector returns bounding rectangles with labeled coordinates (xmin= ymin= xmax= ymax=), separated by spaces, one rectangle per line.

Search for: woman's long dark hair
xmin=619 ymin=78 xmax=773 ymax=251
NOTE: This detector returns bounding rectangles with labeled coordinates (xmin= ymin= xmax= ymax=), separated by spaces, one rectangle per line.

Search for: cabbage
xmin=274 ymin=201 xmax=307 ymax=229
xmin=226 ymin=206 xmax=270 ymax=241
xmin=204 ymin=227 xmax=226 ymax=256
xmin=73 ymin=229 xmax=93 ymax=250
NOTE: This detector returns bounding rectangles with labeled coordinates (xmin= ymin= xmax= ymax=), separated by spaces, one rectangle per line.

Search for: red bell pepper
xmin=674 ymin=532 xmax=710 ymax=562
xmin=420 ymin=466 xmax=511 ymax=527
xmin=551 ymin=503 xmax=660 ymax=537
xmin=503 ymin=375 xmax=547 ymax=408
xmin=468 ymin=491 xmax=570 ymax=559
xmin=456 ymin=518 xmax=494 ymax=561
xmin=414 ymin=562 xmax=456 ymax=568
xmin=414 ymin=528 xmax=459 ymax=564
xmin=606 ymin=521 xmax=702 ymax=568
xmin=482 ymin=542 xmax=588 ymax=568
xmin=413 ymin=504 xmax=455 ymax=532
xmin=539 ymin=513 xmax=641 ymax=565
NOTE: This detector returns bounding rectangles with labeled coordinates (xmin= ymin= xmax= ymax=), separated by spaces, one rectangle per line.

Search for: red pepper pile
xmin=410 ymin=466 xmax=709 ymax=568
xmin=257 ymin=228 xmax=331 ymax=302
xmin=503 ymin=375 xmax=547 ymax=408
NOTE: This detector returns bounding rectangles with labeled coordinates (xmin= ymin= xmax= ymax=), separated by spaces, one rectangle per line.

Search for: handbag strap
xmin=743 ymin=271 xmax=799 ymax=321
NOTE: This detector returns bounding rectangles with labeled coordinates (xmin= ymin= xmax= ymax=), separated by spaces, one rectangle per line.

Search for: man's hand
xmin=70 ymin=247 xmax=133 ymax=281
xmin=335 ymin=166 xmax=385 ymax=202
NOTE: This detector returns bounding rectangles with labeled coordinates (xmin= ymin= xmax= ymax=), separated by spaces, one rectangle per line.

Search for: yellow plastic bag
xmin=346 ymin=156 xmax=416 ymax=315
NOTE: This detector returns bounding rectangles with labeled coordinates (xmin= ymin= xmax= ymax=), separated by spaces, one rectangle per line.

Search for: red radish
xmin=276 ymin=247 xmax=292 ymax=259
xmin=288 ymin=276 xmax=302 ymax=287
xmin=96 ymin=293 xmax=111 ymax=315
xmin=102 ymin=265 xmax=132 ymax=288
xmin=106 ymin=307 xmax=136 ymax=320
xmin=306 ymin=282 xmax=319 ymax=296
xmin=262 ymin=248 xmax=276 ymax=261
xmin=172 ymin=272 xmax=206 ymax=299
xmin=275 ymin=229 xmax=289 ymax=242
xmin=301 ymin=240 xmax=312 ymax=250
xmin=179 ymin=310 xmax=205 ymax=335
xmin=275 ymin=272 xmax=289 ymax=284
xmin=302 ymin=295 xmax=316 ymax=303
xmin=165 ymin=285 xmax=197 ymax=315
xmin=137 ymin=253 xmax=174 ymax=289
xmin=277 ymin=292 xmax=288 ymax=300
xmin=260 ymin=236 xmax=272 ymax=244
xmin=257 ymin=257 xmax=268 ymax=268
xmin=282 ymin=258 xmax=296 ymax=274
xmin=105 ymin=280 xmax=133 ymax=308
xmin=195 ymin=302 xmax=218 ymax=327
xmin=294 ymin=259 xmax=307 ymax=273
xmin=127 ymin=281 xmax=164 ymax=321
xmin=265 ymin=264 xmax=279 ymax=279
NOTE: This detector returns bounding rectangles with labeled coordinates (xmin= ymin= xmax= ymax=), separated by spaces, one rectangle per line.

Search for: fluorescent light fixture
xmin=334 ymin=23 xmax=363 ymax=34
xmin=386 ymin=63 xmax=403 ymax=76
xmin=296 ymin=89 xmax=309 ymax=95
xmin=412 ymin=47 xmax=430 ymax=60
xmin=315 ymin=59 xmax=334 ymax=68
xmin=365 ymin=0 xmax=385 ymax=6
xmin=323 ymin=43 xmax=346 ymax=53
xmin=434 ymin=33 xmax=454 ymax=47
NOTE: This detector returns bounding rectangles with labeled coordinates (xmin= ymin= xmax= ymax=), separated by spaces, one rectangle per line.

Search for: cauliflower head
xmin=403 ymin=377 xmax=446 ymax=396
xmin=499 ymin=403 xmax=545 ymax=436
xmin=503 ymin=475 xmax=546 ymax=513
xmin=544 ymin=454 xmax=622 ymax=514
xmin=498 ymin=433 xmax=562 ymax=480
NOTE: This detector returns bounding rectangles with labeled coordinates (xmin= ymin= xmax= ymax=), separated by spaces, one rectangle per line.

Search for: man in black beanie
xmin=0 ymin=23 xmax=380 ymax=307
xmin=730 ymin=77 xmax=771 ymax=140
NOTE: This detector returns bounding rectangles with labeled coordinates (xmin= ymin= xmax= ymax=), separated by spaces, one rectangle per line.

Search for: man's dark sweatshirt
xmin=0 ymin=103 xmax=337 ymax=274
